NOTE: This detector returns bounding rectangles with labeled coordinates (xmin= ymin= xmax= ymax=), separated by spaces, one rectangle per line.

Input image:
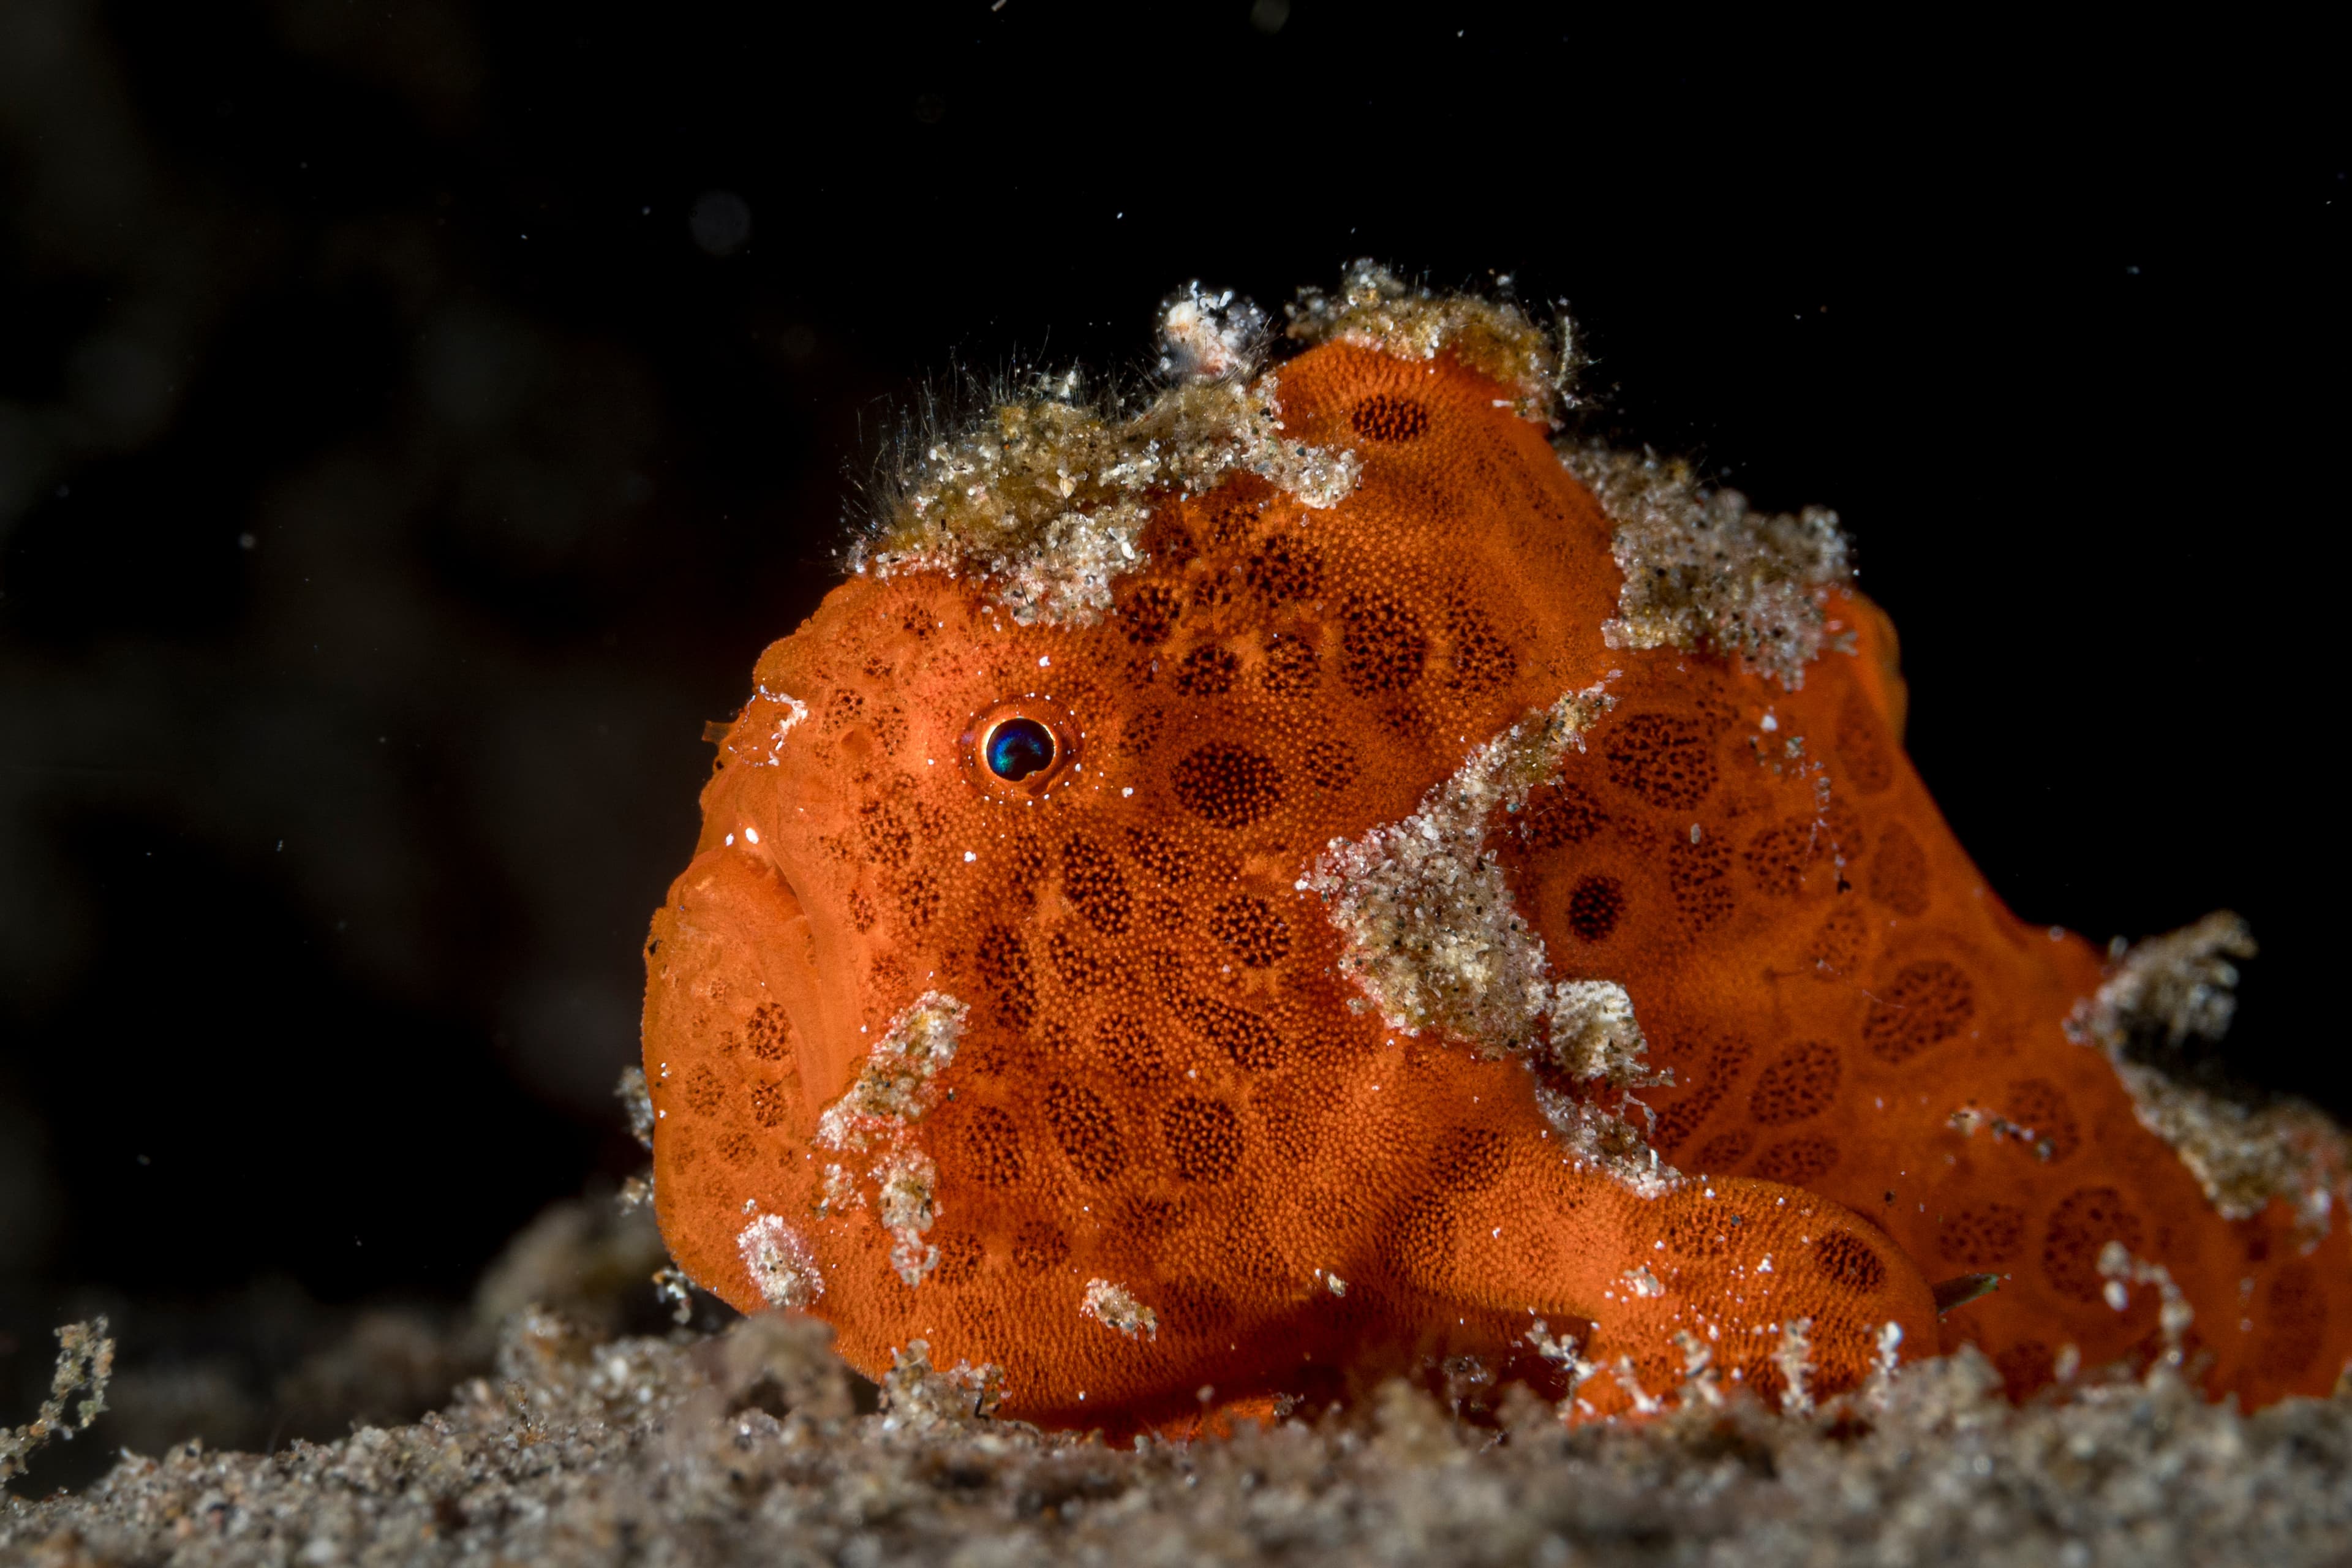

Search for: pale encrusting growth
xmin=1301 ymin=682 xmax=1673 ymax=1193
xmin=1301 ymin=684 xmax=1616 ymax=1050
xmin=812 ymin=990 xmax=968 ymax=1286
xmin=873 ymin=1150 xmax=943 ymax=1287
xmin=1287 ymin=258 xmax=1574 ymax=420
xmin=854 ymin=322 xmax=1360 ymax=628
xmin=814 ymin=990 xmax=967 ymax=1153
xmin=818 ymin=1161 xmax=862 ymax=1216
xmin=854 ymin=263 xmax=1589 ymax=628
xmin=736 ymin=1213 xmax=824 ymax=1310
xmin=1559 ymin=443 xmax=1853 ymax=691
xmin=1080 ymin=1279 xmax=1159 ymax=1342
xmin=2068 ymin=913 xmax=2351 ymax=1239
xmin=1542 ymin=980 xmax=1649 ymax=1083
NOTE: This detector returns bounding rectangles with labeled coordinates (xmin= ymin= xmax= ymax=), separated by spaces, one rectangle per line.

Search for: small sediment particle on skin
xmin=818 ymin=1163 xmax=862 ymax=1216
xmin=1862 ymin=1322 xmax=1905 ymax=1406
xmin=1081 ymin=1280 xmax=1159 ymax=1342
xmin=1608 ymin=1357 xmax=1663 ymax=1416
xmin=737 ymin=1214 xmax=824 ymax=1310
xmin=752 ymin=692 xmax=810 ymax=764
xmin=873 ymin=1149 xmax=941 ymax=1286
xmin=1525 ymin=1321 xmax=1596 ymax=1401
xmin=2097 ymin=1242 xmax=2197 ymax=1362
xmin=1774 ymin=1317 xmax=1816 ymax=1414
xmin=1946 ymin=1104 xmax=2057 ymax=1161
xmin=1672 ymin=1330 xmax=1725 ymax=1408
xmin=1558 ymin=443 xmax=1852 ymax=690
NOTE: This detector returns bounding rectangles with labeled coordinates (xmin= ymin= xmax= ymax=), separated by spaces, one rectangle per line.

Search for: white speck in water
xmin=1760 ymin=712 xmax=1779 ymax=732
xmin=744 ymin=827 xmax=759 ymax=844
xmin=964 ymin=850 xmax=977 ymax=862
xmin=724 ymin=832 xmax=735 ymax=846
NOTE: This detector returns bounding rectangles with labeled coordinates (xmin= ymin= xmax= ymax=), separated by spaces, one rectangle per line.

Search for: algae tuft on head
xmin=849 ymin=263 xmax=1574 ymax=630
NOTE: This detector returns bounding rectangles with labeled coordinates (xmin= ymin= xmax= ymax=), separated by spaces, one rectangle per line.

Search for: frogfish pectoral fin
xmin=1389 ymin=1163 xmax=1938 ymax=1417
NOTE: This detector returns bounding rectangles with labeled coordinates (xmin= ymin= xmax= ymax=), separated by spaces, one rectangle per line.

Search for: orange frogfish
xmin=641 ymin=266 xmax=2351 ymax=1432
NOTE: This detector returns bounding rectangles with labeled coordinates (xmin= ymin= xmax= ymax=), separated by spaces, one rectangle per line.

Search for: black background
xmin=1 ymin=0 xmax=2342 ymax=1379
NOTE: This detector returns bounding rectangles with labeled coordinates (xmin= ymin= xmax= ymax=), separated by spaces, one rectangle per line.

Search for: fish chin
xmin=641 ymin=836 xmax=840 ymax=1251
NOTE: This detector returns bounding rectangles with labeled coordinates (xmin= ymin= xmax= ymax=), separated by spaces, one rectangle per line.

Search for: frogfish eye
xmin=961 ymin=695 xmax=1081 ymax=803
xmin=984 ymin=718 xmax=1056 ymax=781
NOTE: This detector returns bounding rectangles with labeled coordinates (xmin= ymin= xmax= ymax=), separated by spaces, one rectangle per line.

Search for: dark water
xmin=0 ymin=0 xmax=2339 ymax=1422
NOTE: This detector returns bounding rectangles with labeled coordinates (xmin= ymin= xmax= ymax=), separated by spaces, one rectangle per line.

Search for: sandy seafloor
xmin=6 ymin=1200 xmax=2350 ymax=1568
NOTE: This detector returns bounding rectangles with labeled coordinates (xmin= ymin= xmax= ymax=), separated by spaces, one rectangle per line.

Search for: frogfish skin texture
xmin=642 ymin=271 xmax=2351 ymax=1433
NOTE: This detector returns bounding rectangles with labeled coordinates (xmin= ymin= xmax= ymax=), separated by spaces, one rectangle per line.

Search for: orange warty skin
xmin=642 ymin=341 xmax=2347 ymax=1431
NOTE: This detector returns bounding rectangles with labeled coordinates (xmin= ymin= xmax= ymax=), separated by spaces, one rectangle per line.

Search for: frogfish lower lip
xmin=643 ymin=839 xmax=841 ymax=1135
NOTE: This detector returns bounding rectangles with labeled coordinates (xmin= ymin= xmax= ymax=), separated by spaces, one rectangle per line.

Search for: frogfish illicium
xmin=639 ymin=266 xmax=2351 ymax=1433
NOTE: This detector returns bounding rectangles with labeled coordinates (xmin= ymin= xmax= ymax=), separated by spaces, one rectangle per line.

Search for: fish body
xmin=642 ymin=275 xmax=2350 ymax=1430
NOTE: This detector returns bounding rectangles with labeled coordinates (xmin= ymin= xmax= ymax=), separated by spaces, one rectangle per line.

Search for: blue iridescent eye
xmin=984 ymin=718 xmax=1057 ymax=782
